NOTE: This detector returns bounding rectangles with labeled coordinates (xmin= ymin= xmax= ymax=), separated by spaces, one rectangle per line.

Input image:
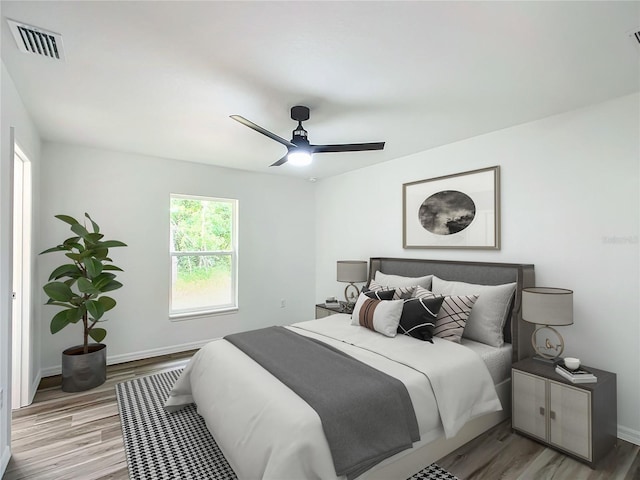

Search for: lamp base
xmin=344 ymin=283 xmax=360 ymax=304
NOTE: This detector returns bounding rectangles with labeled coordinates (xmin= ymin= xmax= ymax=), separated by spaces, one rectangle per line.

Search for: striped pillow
xmin=368 ymin=280 xmax=415 ymax=300
xmin=350 ymin=292 xmax=404 ymax=337
xmin=414 ymin=286 xmax=478 ymax=343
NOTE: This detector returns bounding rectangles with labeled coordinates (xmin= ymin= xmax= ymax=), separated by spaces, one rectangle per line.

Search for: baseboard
xmin=618 ymin=425 xmax=640 ymax=446
xmin=1 ymin=445 xmax=10 ymax=478
xmin=40 ymin=339 xmax=216 ymax=378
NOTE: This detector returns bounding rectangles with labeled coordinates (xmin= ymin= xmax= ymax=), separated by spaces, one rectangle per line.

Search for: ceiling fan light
xmin=287 ymin=150 xmax=312 ymax=166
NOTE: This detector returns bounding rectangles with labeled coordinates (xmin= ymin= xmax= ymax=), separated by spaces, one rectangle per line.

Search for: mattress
xmin=460 ymin=337 xmax=512 ymax=384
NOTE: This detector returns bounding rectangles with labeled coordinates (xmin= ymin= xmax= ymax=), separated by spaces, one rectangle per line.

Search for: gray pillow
xmin=431 ymin=276 xmax=516 ymax=347
xmin=374 ymin=271 xmax=433 ymax=289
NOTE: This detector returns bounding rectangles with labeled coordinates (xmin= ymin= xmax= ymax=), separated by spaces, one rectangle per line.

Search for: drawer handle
xmin=550 ymin=411 xmax=556 ymax=420
xmin=539 ymin=407 xmax=545 ymax=416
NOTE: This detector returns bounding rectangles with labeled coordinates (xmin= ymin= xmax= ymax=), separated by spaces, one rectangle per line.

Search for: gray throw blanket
xmin=225 ymin=326 xmax=419 ymax=480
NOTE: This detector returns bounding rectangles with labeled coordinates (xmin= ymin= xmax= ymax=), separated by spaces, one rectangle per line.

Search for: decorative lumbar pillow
xmin=374 ymin=271 xmax=433 ymax=289
xmin=362 ymin=288 xmax=395 ymax=301
xmin=368 ymin=280 xmax=415 ymax=300
xmin=351 ymin=293 xmax=404 ymax=337
xmin=431 ymin=276 xmax=516 ymax=347
xmin=414 ymin=286 xmax=478 ymax=343
xmin=397 ymin=296 xmax=444 ymax=342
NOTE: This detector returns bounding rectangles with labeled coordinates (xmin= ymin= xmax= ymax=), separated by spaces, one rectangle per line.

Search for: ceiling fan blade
xmin=230 ymin=115 xmax=296 ymax=148
xmin=270 ymin=154 xmax=289 ymax=167
xmin=311 ymin=142 xmax=385 ymax=153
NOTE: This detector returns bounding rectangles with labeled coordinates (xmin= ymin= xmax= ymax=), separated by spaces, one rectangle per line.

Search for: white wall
xmin=315 ymin=93 xmax=640 ymax=443
xmin=38 ymin=143 xmax=316 ymax=373
xmin=0 ymin=62 xmax=41 ymax=475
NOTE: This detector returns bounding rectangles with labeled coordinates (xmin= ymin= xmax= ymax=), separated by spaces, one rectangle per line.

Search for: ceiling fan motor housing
xmin=291 ymin=105 xmax=310 ymax=122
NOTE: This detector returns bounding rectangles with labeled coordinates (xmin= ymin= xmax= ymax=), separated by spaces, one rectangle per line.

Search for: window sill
xmin=169 ymin=307 xmax=238 ymax=321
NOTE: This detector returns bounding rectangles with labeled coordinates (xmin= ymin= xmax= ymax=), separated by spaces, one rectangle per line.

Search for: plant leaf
xmin=86 ymin=299 xmax=106 ymax=321
xmin=101 ymin=265 xmax=123 ymax=272
xmin=46 ymin=299 xmax=73 ymax=308
xmin=92 ymin=273 xmax=116 ymax=290
xmin=95 ymin=240 xmax=127 ymax=249
xmin=50 ymin=310 xmax=71 ymax=334
xmin=77 ymin=277 xmax=100 ymax=295
xmin=83 ymin=257 xmax=103 ymax=278
xmin=71 ymin=223 xmax=89 ymax=238
xmin=65 ymin=252 xmax=82 ymax=262
xmin=85 ymin=213 xmax=100 ymax=234
xmin=65 ymin=307 xmax=84 ymax=323
xmin=97 ymin=296 xmax=117 ymax=312
xmin=84 ymin=232 xmax=104 ymax=244
xmin=55 ymin=214 xmax=79 ymax=226
xmin=40 ymin=245 xmax=66 ymax=255
xmin=88 ymin=327 xmax=107 ymax=343
xmin=48 ymin=264 xmax=82 ymax=281
xmin=43 ymin=282 xmax=74 ymax=302
xmin=98 ymin=279 xmax=122 ymax=293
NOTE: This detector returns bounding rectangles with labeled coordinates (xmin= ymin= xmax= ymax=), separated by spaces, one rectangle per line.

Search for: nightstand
xmin=315 ymin=303 xmax=349 ymax=319
xmin=511 ymin=358 xmax=617 ymax=468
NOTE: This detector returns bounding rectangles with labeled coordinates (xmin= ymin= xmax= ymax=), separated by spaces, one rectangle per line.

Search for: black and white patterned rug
xmin=116 ymin=369 xmax=460 ymax=480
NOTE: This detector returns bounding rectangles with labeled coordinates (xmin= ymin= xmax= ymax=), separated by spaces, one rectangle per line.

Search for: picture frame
xmin=403 ymin=166 xmax=500 ymax=249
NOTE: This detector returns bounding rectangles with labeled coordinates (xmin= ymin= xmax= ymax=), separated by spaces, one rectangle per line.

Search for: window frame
xmin=169 ymin=193 xmax=238 ymax=319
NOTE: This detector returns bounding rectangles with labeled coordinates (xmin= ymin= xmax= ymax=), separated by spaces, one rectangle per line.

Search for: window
xmin=170 ymin=194 xmax=238 ymax=318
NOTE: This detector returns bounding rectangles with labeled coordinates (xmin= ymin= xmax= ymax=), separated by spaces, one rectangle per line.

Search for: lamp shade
xmin=336 ymin=261 xmax=368 ymax=283
xmin=522 ymin=287 xmax=573 ymax=326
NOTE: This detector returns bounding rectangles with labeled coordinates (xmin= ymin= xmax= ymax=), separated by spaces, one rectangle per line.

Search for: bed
xmin=165 ymin=257 xmax=535 ymax=479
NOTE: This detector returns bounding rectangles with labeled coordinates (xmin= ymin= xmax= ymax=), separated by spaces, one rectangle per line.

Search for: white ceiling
xmin=1 ymin=1 xmax=639 ymax=179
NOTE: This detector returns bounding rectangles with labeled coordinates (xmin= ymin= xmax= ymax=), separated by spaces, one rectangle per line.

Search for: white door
xmin=11 ymin=144 xmax=32 ymax=409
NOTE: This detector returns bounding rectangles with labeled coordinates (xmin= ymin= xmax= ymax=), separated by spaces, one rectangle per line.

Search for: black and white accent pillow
xmin=362 ymin=287 xmax=396 ymax=301
xmin=397 ymin=296 xmax=444 ymax=342
xmin=414 ymin=286 xmax=479 ymax=343
xmin=368 ymin=280 xmax=415 ymax=300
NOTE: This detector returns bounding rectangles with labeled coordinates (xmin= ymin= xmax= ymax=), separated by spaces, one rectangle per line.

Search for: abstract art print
xmin=403 ymin=166 xmax=500 ymax=249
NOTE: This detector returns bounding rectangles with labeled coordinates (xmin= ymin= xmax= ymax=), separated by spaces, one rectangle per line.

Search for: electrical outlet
xmin=280 ymin=299 xmax=286 ymax=308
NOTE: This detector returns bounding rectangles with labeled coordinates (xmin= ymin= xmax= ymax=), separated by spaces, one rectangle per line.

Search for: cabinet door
xmin=315 ymin=307 xmax=331 ymax=319
xmin=549 ymin=381 xmax=591 ymax=460
xmin=513 ymin=370 xmax=547 ymax=441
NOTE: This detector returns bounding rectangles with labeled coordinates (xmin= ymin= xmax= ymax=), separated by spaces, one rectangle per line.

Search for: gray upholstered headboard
xmin=368 ymin=257 xmax=535 ymax=362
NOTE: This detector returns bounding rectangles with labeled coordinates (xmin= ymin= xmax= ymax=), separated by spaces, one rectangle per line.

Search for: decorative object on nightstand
xmin=336 ymin=260 xmax=368 ymax=304
xmin=512 ymin=358 xmax=616 ymax=468
xmin=315 ymin=302 xmax=348 ymax=319
xmin=522 ymin=287 xmax=573 ymax=362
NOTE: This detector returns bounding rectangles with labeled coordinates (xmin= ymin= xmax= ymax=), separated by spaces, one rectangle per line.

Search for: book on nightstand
xmin=555 ymin=364 xmax=597 ymax=383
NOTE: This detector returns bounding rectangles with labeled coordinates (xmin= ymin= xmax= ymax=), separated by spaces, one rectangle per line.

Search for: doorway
xmin=11 ymin=143 xmax=32 ymax=409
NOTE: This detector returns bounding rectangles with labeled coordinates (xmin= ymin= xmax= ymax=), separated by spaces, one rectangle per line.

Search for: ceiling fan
xmin=230 ymin=106 xmax=385 ymax=167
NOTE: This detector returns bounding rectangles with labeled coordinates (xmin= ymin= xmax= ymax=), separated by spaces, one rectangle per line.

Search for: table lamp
xmin=522 ymin=287 xmax=573 ymax=362
xmin=336 ymin=260 xmax=368 ymax=304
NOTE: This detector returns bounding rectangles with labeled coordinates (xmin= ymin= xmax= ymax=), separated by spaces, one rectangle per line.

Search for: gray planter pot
xmin=61 ymin=343 xmax=107 ymax=392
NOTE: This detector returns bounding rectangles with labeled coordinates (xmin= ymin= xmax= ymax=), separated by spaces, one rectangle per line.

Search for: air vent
xmin=7 ymin=19 xmax=65 ymax=61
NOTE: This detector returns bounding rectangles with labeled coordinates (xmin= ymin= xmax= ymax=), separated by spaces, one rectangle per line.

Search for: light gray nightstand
xmin=511 ymin=358 xmax=617 ymax=468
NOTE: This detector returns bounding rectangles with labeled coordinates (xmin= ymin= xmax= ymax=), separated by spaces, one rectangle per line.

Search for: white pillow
xmin=368 ymin=280 xmax=415 ymax=300
xmin=350 ymin=292 xmax=403 ymax=337
xmin=431 ymin=276 xmax=516 ymax=347
xmin=374 ymin=271 xmax=433 ymax=289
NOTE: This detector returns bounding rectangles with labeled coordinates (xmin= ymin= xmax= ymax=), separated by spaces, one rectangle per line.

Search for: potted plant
xmin=41 ymin=213 xmax=126 ymax=392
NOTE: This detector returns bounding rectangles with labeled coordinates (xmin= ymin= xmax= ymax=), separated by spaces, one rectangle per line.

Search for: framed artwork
xmin=403 ymin=166 xmax=500 ymax=249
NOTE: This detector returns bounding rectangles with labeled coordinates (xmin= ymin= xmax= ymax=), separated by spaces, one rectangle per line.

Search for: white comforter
xmin=165 ymin=315 xmax=501 ymax=480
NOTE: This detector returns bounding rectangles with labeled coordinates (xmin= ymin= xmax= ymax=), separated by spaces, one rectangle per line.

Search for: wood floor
xmin=3 ymin=352 xmax=639 ymax=480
